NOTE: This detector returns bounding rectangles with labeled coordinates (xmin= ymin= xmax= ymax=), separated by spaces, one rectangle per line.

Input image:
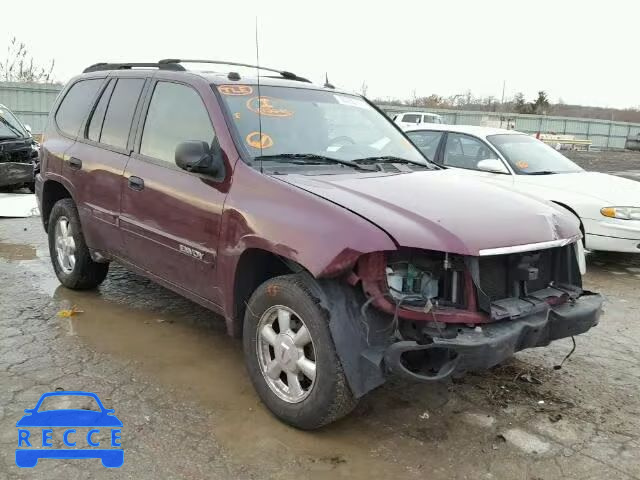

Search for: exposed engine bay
xmin=332 ymin=242 xmax=599 ymax=391
xmin=0 ymin=105 xmax=39 ymax=190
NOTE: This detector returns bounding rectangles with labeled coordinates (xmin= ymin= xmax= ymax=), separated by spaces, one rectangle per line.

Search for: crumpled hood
xmin=279 ymin=169 xmax=580 ymax=256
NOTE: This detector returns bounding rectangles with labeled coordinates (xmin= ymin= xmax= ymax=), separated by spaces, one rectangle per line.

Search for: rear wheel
xmin=243 ymin=274 xmax=356 ymax=429
xmin=48 ymin=198 xmax=109 ymax=289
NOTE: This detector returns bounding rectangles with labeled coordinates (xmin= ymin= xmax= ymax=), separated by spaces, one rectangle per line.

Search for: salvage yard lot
xmin=1 ymin=154 xmax=639 ymax=479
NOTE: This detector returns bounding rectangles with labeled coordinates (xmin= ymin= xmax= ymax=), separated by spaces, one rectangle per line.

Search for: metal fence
xmin=0 ymin=82 xmax=62 ymax=135
xmin=2 ymin=81 xmax=640 ymax=149
xmin=379 ymin=105 xmax=640 ymax=150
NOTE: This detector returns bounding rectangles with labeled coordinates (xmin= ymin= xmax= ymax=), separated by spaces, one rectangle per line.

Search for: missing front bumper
xmin=384 ymin=292 xmax=604 ymax=383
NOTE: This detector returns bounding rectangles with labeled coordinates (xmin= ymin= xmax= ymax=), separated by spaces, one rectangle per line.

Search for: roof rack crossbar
xmin=158 ymin=59 xmax=310 ymax=83
xmin=82 ymin=62 xmax=186 ymax=73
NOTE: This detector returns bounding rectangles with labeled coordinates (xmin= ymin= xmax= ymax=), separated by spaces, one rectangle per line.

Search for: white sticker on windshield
xmin=370 ymin=137 xmax=391 ymax=150
xmin=334 ymin=95 xmax=368 ymax=109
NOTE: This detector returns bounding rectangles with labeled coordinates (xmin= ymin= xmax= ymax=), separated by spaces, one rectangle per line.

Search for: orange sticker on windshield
xmin=246 ymin=132 xmax=274 ymax=149
xmin=516 ymin=161 xmax=529 ymax=169
xmin=219 ymin=85 xmax=253 ymax=96
xmin=246 ymin=96 xmax=294 ymax=117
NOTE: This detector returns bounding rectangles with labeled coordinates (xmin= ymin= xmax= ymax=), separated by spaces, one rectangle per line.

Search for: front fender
xmin=216 ymin=161 xmax=396 ymax=322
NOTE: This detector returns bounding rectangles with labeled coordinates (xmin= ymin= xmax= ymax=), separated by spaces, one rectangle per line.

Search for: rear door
xmin=64 ymin=75 xmax=147 ymax=256
xmin=119 ymin=79 xmax=227 ymax=304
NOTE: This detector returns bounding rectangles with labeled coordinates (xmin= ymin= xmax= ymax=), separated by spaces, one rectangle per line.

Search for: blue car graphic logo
xmin=16 ymin=391 xmax=123 ymax=468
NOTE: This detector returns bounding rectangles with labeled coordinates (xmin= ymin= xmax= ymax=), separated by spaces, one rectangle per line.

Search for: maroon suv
xmin=36 ymin=59 xmax=603 ymax=429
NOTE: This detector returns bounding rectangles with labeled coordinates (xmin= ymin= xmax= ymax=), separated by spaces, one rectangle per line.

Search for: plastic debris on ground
xmin=57 ymin=306 xmax=84 ymax=317
xmin=0 ymin=193 xmax=39 ymax=218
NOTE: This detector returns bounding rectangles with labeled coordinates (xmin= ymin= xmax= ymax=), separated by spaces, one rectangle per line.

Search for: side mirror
xmin=477 ymin=159 xmax=509 ymax=174
xmin=175 ymin=141 xmax=220 ymax=176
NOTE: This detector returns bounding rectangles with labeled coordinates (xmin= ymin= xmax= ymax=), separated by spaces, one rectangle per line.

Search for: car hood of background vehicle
xmin=16 ymin=410 xmax=123 ymax=427
xmin=279 ymin=169 xmax=580 ymax=256
xmin=516 ymin=171 xmax=640 ymax=205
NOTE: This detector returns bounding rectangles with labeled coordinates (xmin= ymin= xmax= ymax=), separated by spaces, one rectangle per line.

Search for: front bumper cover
xmin=384 ymin=292 xmax=604 ymax=382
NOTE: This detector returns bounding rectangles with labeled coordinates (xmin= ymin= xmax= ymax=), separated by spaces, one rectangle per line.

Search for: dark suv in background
xmin=36 ymin=60 xmax=603 ymax=429
xmin=0 ymin=103 xmax=39 ymax=191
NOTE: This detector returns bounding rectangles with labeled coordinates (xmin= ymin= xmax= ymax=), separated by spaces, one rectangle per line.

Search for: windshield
xmin=0 ymin=106 xmax=28 ymax=139
xmin=487 ymin=134 xmax=583 ymax=174
xmin=216 ymin=85 xmax=427 ymax=166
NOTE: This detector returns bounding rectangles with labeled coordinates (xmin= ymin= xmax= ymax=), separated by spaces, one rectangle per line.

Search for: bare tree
xmin=0 ymin=37 xmax=55 ymax=83
xmin=513 ymin=92 xmax=529 ymax=113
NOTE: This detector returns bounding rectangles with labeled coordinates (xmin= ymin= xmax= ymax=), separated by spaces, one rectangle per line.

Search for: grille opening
xmin=478 ymin=245 xmax=580 ymax=304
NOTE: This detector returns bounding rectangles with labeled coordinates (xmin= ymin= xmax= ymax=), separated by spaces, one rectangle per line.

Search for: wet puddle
xmin=0 ymin=241 xmax=37 ymax=261
xmin=48 ymin=272 xmax=449 ymax=479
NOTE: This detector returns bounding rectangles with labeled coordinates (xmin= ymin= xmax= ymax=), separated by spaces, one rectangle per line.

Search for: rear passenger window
xmin=87 ymin=80 xmax=115 ymax=142
xmin=55 ymin=79 xmax=103 ymax=137
xmin=98 ymin=79 xmax=145 ymax=149
xmin=140 ymin=82 xmax=215 ymax=164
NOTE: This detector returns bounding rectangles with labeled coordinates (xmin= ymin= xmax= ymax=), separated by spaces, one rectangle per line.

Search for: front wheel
xmin=243 ymin=274 xmax=356 ymax=429
xmin=48 ymin=198 xmax=109 ymax=289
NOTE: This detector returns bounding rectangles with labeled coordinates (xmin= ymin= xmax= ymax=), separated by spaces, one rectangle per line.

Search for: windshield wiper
xmin=254 ymin=153 xmax=376 ymax=171
xmin=0 ymin=116 xmax=23 ymax=138
xmin=352 ymin=155 xmax=435 ymax=169
xmin=526 ymin=170 xmax=557 ymax=175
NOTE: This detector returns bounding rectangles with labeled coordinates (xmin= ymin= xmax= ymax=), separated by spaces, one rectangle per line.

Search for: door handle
xmin=128 ymin=176 xmax=145 ymax=191
xmin=69 ymin=157 xmax=82 ymax=170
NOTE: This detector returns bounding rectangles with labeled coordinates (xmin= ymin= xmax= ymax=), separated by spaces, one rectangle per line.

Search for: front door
xmin=119 ymin=80 xmax=227 ymax=305
xmin=438 ymin=132 xmax=514 ymax=187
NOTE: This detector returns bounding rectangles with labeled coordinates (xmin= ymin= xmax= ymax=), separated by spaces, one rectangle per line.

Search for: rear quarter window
xmin=55 ymin=79 xmax=103 ymax=137
xmin=98 ymin=78 xmax=145 ymax=149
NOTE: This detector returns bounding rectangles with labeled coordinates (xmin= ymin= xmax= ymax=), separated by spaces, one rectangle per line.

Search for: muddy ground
xmin=1 ymin=157 xmax=639 ymax=479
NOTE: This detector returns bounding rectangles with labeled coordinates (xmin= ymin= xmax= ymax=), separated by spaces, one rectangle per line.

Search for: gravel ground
xmin=566 ymin=149 xmax=640 ymax=180
xmin=1 ymin=158 xmax=639 ymax=479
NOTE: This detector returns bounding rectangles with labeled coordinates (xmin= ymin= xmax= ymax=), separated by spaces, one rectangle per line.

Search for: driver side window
xmin=140 ymin=82 xmax=215 ymax=164
xmin=443 ymin=133 xmax=497 ymax=170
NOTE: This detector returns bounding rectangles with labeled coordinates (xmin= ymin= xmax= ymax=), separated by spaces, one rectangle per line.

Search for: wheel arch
xmin=41 ymin=179 xmax=74 ymax=233
xmin=230 ymin=247 xmax=309 ymax=338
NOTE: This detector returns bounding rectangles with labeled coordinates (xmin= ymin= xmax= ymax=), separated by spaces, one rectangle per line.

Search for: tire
xmin=48 ymin=198 xmax=109 ymax=289
xmin=243 ymin=274 xmax=356 ymax=429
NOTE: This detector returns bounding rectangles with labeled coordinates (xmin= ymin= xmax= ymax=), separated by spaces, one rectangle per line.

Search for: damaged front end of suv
xmin=315 ymin=237 xmax=602 ymax=398
xmin=0 ymin=104 xmax=39 ymax=191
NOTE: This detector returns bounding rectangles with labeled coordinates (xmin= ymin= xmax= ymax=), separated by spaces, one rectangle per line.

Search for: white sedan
xmin=405 ymin=124 xmax=640 ymax=253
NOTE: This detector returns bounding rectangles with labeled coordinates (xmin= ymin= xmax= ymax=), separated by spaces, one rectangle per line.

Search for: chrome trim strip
xmin=479 ymin=235 xmax=581 ymax=256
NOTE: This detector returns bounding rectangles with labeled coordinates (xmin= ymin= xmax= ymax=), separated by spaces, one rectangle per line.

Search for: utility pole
xmin=500 ymin=80 xmax=506 ymax=127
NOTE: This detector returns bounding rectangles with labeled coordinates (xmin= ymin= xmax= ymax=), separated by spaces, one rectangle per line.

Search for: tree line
xmin=372 ymin=89 xmax=640 ymax=123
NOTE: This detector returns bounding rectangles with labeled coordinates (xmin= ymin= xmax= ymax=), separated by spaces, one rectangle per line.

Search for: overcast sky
xmin=3 ymin=0 xmax=638 ymax=108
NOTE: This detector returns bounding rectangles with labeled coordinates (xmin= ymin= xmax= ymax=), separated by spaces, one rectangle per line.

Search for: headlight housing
xmin=601 ymin=207 xmax=640 ymax=220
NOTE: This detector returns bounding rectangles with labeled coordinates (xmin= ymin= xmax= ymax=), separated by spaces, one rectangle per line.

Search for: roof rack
xmin=83 ymin=62 xmax=185 ymax=73
xmin=158 ymin=59 xmax=311 ymax=83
